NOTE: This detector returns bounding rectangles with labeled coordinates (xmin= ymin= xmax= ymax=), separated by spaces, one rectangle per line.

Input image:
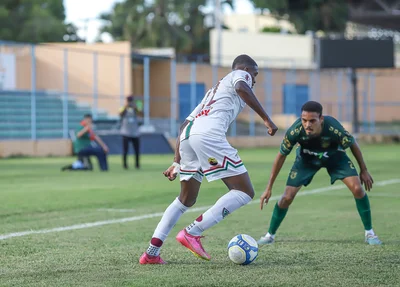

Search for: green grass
xmin=0 ymin=145 xmax=399 ymax=286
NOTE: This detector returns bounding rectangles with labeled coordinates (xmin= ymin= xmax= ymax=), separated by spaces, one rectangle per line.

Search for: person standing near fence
xmin=120 ymin=96 xmax=142 ymax=170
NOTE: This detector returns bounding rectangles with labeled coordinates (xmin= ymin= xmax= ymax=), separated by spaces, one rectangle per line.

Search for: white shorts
xmin=179 ymin=135 xmax=247 ymax=183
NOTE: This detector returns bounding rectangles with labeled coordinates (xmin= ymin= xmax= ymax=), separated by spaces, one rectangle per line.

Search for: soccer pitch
xmin=1 ymin=145 xmax=399 ymax=286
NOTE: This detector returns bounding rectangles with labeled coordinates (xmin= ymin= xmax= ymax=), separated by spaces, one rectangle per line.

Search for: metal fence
xmin=0 ymin=41 xmax=399 ymax=140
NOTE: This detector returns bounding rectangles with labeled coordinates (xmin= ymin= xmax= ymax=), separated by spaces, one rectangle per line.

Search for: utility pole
xmin=215 ymin=0 xmax=222 ymax=66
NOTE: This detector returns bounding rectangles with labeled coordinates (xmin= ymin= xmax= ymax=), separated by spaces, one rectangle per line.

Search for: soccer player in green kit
xmin=258 ymin=101 xmax=382 ymax=245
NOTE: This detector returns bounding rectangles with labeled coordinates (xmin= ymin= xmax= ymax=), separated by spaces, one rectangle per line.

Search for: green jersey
xmin=280 ymin=116 xmax=354 ymax=166
xmin=74 ymin=128 xmax=91 ymax=154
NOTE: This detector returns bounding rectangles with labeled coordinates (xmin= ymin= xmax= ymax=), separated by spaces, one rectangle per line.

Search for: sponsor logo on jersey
xmin=342 ymin=136 xmax=351 ymax=146
xmin=208 ymin=157 xmax=218 ymax=166
xmin=283 ymin=136 xmax=292 ymax=148
xmin=303 ymin=148 xmax=329 ymax=159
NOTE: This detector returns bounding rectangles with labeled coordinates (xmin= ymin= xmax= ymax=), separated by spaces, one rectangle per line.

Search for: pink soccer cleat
xmin=176 ymin=229 xmax=211 ymax=261
xmin=139 ymin=252 xmax=166 ymax=265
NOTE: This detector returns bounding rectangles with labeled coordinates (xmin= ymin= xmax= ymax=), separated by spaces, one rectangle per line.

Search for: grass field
xmin=1 ymin=145 xmax=400 ymax=286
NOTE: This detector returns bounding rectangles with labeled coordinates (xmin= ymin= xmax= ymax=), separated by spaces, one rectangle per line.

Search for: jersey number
xmin=202 ymin=81 xmax=221 ymax=109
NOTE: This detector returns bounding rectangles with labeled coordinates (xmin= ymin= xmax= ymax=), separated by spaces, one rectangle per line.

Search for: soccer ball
xmin=227 ymin=234 xmax=258 ymax=265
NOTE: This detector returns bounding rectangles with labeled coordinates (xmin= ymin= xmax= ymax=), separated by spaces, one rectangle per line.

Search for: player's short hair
xmin=301 ymin=101 xmax=323 ymax=117
xmin=232 ymin=54 xmax=257 ymax=69
xmin=84 ymin=113 xmax=92 ymax=119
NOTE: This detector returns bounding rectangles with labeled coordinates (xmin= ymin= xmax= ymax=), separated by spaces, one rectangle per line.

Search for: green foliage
xmin=261 ymin=26 xmax=283 ymax=33
xmin=100 ymin=0 xmax=233 ymax=54
xmin=0 ymin=0 xmax=80 ymax=43
xmin=250 ymin=0 xmax=348 ymax=34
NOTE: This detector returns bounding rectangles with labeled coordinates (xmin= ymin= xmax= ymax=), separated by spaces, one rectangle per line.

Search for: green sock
xmin=268 ymin=202 xmax=289 ymax=235
xmin=355 ymin=193 xmax=372 ymax=230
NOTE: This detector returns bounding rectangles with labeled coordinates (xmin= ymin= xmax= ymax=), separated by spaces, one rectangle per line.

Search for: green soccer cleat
xmin=257 ymin=234 xmax=275 ymax=246
xmin=365 ymin=234 xmax=382 ymax=245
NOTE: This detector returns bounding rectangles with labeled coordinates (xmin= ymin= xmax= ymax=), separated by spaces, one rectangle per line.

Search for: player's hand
xmin=260 ymin=187 xmax=272 ymax=210
xmin=360 ymin=169 xmax=373 ymax=191
xmin=102 ymin=145 xmax=109 ymax=154
xmin=163 ymin=165 xmax=178 ymax=181
xmin=264 ymin=120 xmax=278 ymax=136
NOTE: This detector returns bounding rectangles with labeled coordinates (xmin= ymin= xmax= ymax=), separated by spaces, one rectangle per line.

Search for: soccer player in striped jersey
xmin=139 ymin=54 xmax=278 ymax=264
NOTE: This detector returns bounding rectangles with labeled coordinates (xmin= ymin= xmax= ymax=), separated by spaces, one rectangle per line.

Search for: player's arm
xmin=350 ymin=141 xmax=368 ymax=172
xmin=260 ymin=153 xmax=287 ymax=210
xmin=235 ymin=81 xmax=278 ymax=136
xmin=134 ymin=104 xmax=143 ymax=117
xmin=268 ymin=152 xmax=287 ymax=187
xmin=260 ymin=128 xmax=297 ymax=209
xmin=76 ymin=126 xmax=89 ymax=138
xmin=350 ymin=141 xmax=373 ymax=191
xmin=162 ymin=120 xmax=190 ymax=181
xmin=119 ymin=106 xmax=127 ymax=117
xmin=94 ymin=135 xmax=109 ymax=153
xmin=335 ymin=118 xmax=374 ymax=191
xmin=163 ymin=97 xmax=205 ymax=181
xmin=173 ymin=120 xmax=190 ymax=164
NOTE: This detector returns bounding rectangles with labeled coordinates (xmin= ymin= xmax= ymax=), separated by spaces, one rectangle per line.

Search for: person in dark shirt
xmin=258 ymin=101 xmax=381 ymax=246
xmin=120 ymin=96 xmax=142 ymax=169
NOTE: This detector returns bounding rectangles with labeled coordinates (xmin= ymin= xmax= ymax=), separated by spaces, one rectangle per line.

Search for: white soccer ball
xmin=227 ymin=234 xmax=258 ymax=265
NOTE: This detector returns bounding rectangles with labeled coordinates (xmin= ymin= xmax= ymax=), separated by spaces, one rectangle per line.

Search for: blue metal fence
xmin=0 ymin=41 xmax=399 ymax=141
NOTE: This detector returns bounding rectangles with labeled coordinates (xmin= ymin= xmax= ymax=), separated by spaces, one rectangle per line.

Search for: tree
xmin=250 ymin=0 xmax=348 ymax=34
xmin=100 ymin=0 xmax=196 ymax=53
xmin=100 ymin=0 xmax=234 ymax=55
xmin=0 ymin=0 xmax=80 ymax=43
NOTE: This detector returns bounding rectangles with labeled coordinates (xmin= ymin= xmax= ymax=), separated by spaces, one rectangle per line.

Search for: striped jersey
xmin=180 ymin=70 xmax=253 ymax=141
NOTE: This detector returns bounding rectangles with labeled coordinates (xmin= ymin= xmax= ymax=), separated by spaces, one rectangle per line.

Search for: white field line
xmin=0 ymin=179 xmax=399 ymax=241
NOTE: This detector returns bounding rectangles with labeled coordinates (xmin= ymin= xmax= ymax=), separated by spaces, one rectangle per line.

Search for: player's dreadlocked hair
xmin=232 ymin=54 xmax=257 ymax=69
xmin=301 ymin=101 xmax=323 ymax=117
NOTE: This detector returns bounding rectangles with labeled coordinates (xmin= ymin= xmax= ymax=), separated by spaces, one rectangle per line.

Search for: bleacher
xmin=0 ymin=91 xmax=110 ymax=139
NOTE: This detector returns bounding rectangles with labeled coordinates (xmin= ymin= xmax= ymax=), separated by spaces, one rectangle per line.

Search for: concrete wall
xmin=223 ymin=14 xmax=296 ymax=34
xmin=3 ymin=42 xmax=132 ymax=117
xmin=210 ymin=30 xmax=314 ymax=69
xmin=0 ymin=139 xmax=72 ymax=158
xmin=2 ymin=41 xmax=399 ymax=123
xmin=149 ymin=59 xmax=400 ymax=123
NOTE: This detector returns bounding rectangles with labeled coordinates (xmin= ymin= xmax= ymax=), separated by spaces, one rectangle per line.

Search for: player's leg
xmin=258 ymin=158 xmax=318 ymax=245
xmin=182 ymin=172 xmax=254 ymax=237
xmin=140 ymin=140 xmax=203 ymax=264
xmin=78 ymin=146 xmax=108 ymax=171
xmin=176 ymin=136 xmax=253 ymax=260
xmin=122 ymin=136 xmax=129 ymax=169
xmin=132 ymin=137 xmax=140 ymax=169
xmin=258 ymin=185 xmax=302 ymax=245
xmin=328 ymin=154 xmax=381 ymax=245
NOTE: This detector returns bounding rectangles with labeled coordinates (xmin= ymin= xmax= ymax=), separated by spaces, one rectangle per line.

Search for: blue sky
xmin=64 ymin=0 xmax=254 ymax=43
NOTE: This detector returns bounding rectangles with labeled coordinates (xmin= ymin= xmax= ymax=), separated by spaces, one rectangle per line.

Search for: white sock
xmin=365 ymin=229 xmax=375 ymax=236
xmin=186 ymin=190 xmax=252 ymax=236
xmin=147 ymin=197 xmax=189 ymax=256
xmin=265 ymin=232 xmax=275 ymax=239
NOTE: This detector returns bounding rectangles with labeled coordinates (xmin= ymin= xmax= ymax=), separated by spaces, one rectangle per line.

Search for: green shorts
xmin=286 ymin=151 xmax=358 ymax=187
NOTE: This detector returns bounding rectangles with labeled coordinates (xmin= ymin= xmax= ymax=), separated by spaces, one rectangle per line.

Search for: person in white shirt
xmin=139 ymin=54 xmax=278 ymax=265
